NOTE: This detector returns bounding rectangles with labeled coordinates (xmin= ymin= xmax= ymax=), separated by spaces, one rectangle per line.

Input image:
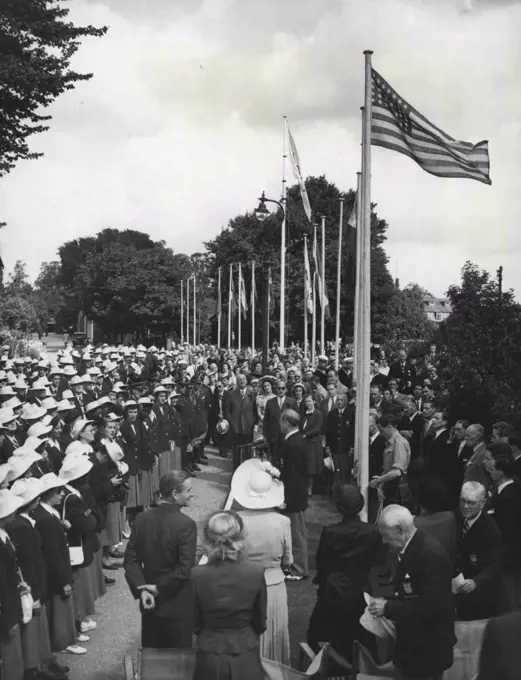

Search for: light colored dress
xmin=238 ymin=509 xmax=293 ymax=665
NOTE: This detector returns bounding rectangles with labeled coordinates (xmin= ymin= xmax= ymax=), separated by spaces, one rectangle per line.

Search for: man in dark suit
xmin=423 ymin=410 xmax=456 ymax=495
xmin=455 ymin=481 xmax=502 ymax=621
xmin=308 ymin=484 xmax=382 ymax=661
xmin=223 ymin=373 xmax=257 ymax=470
xmin=389 ymin=349 xmax=414 ymax=394
xmin=263 ymin=380 xmax=296 ymax=467
xmin=368 ymin=413 xmax=386 ymax=523
xmin=369 ymin=505 xmax=455 ymax=680
xmin=212 ymin=380 xmax=231 ymax=458
xmin=280 ymin=410 xmax=309 ymax=581
xmin=124 ymin=470 xmax=197 ymax=649
xmin=325 ymin=394 xmax=354 ymax=483
xmin=477 ymin=611 xmax=521 ymax=680
xmin=448 ymin=419 xmax=472 ymax=504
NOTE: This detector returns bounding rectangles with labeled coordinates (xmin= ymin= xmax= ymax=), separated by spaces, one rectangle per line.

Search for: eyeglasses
xmin=459 ymin=498 xmax=482 ymax=507
xmin=277 ymin=386 xmax=286 ymax=391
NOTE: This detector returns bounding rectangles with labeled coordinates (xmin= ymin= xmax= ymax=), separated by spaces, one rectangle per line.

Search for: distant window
xmin=434 ymin=312 xmax=442 ymax=321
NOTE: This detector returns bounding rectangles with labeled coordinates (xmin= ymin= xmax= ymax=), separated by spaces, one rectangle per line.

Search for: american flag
xmin=371 ymin=69 xmax=491 ymax=185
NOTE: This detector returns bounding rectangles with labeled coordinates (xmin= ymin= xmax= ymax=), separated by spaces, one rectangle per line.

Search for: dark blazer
xmin=369 ymin=433 xmax=386 ymax=479
xmin=280 ymin=431 xmax=308 ymax=513
xmin=389 ymin=360 xmax=414 ymax=392
xmin=384 ymin=529 xmax=455 ymax=678
xmin=325 ymin=407 xmax=354 ymax=456
xmin=455 ymin=511 xmax=502 ymax=620
xmin=211 ymin=390 xmax=229 ymax=423
xmin=488 ymin=480 xmax=521 ymax=573
xmin=300 ymin=409 xmax=323 ymax=443
xmin=191 ymin=559 xmax=267 ymax=653
xmin=33 ymin=504 xmax=73 ymax=599
xmin=0 ymin=536 xmax=22 ymax=641
xmin=120 ymin=418 xmax=153 ymax=474
xmin=124 ymin=503 xmax=197 ymax=619
xmin=7 ymin=514 xmax=47 ymax=603
xmin=313 ymin=517 xmax=381 ymax=603
xmin=223 ymin=387 xmax=257 ymax=439
xmin=263 ymin=396 xmax=297 ymax=444
xmin=477 ymin=611 xmax=521 ymax=680
xmin=176 ymin=396 xmax=195 ymax=441
xmin=424 ymin=429 xmax=457 ymax=486
xmin=149 ymin=403 xmax=172 ymax=453
xmin=0 ymin=434 xmax=20 ymax=463
xmin=60 ymin=487 xmax=99 ymax=569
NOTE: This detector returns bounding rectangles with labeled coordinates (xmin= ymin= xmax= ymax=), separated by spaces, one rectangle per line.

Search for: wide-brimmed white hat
xmin=27 ymin=421 xmax=53 ymax=438
xmin=25 ymin=436 xmax=48 ymax=451
xmin=20 ymin=403 xmax=46 ymax=421
xmin=59 ymin=454 xmax=93 ymax=482
xmin=71 ymin=419 xmax=94 ymax=441
xmin=41 ymin=397 xmax=58 ymax=411
xmin=0 ymin=489 xmax=25 ymax=519
xmin=0 ymin=463 xmax=10 ymax=486
xmin=11 ymin=477 xmax=45 ymax=506
xmin=230 ymin=458 xmax=284 ymax=510
xmin=7 ymin=452 xmax=42 ymax=483
xmin=57 ymin=399 xmax=74 ymax=413
xmin=40 ymin=472 xmax=67 ymax=494
xmin=0 ymin=407 xmax=17 ymax=427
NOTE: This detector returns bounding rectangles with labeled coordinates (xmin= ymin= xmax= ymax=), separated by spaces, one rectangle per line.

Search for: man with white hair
xmin=368 ymin=505 xmax=455 ymax=680
xmin=455 ymin=481 xmax=502 ymax=621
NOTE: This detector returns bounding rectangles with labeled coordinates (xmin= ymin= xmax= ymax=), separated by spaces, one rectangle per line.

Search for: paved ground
xmin=54 ymin=450 xmax=340 ymax=678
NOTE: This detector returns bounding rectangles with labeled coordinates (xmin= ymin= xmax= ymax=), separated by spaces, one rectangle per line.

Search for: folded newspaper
xmin=360 ymin=593 xmax=396 ymax=639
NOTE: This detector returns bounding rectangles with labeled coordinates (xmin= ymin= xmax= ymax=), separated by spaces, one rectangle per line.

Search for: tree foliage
xmin=384 ymin=284 xmax=437 ymax=348
xmin=438 ymin=262 xmax=521 ymax=429
xmin=0 ymin=0 xmax=107 ymax=176
xmin=0 ymin=260 xmax=38 ymax=336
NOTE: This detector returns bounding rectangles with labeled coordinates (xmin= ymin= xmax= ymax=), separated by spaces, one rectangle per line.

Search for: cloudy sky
xmin=1 ymin=0 xmax=520 ymax=297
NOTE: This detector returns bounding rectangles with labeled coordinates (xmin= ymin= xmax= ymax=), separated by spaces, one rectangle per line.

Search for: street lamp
xmin=254 ymin=191 xmax=286 ymax=369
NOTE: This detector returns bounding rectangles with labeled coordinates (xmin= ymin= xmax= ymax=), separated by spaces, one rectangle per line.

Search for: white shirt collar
xmin=20 ymin=512 xmax=36 ymax=527
xmin=0 ymin=527 xmax=8 ymax=543
xmin=434 ymin=428 xmax=447 ymax=439
xmin=498 ymin=479 xmax=515 ymax=495
xmin=285 ymin=429 xmax=299 ymax=440
xmin=399 ymin=531 xmax=416 ymax=558
xmin=40 ymin=501 xmax=60 ymax=519
xmin=370 ymin=432 xmax=379 ymax=444
xmin=466 ymin=511 xmax=482 ymax=530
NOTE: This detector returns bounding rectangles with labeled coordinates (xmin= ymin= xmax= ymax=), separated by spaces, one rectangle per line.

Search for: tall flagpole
xmin=320 ymin=215 xmax=326 ymax=354
xmin=238 ymin=263 xmax=242 ymax=351
xmin=353 ymin=170 xmax=363 ymax=385
xmin=180 ymin=280 xmax=184 ymax=344
xmin=312 ymin=226 xmax=317 ymax=366
xmin=228 ymin=264 xmax=232 ymax=349
xmin=186 ymin=278 xmax=190 ymax=346
xmin=217 ymin=267 xmax=222 ymax=348
xmin=193 ymin=276 xmax=197 ymax=346
xmin=355 ymin=50 xmax=373 ymax=522
xmin=280 ymin=116 xmax=288 ymax=352
xmin=251 ymin=262 xmax=255 ymax=353
xmin=335 ymin=198 xmax=344 ymax=369
xmin=303 ymin=234 xmax=308 ymax=359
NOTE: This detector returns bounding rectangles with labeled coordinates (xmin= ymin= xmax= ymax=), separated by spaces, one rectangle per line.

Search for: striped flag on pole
xmin=371 ymin=68 xmax=491 ymax=185
xmin=304 ymin=236 xmax=313 ymax=315
xmin=312 ymin=229 xmax=330 ymax=317
xmin=239 ymin=263 xmax=248 ymax=319
xmin=287 ymin=122 xmax=313 ymax=223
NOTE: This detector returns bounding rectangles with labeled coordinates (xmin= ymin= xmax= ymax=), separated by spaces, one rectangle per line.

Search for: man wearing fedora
xmin=280 ymin=410 xmax=309 ymax=581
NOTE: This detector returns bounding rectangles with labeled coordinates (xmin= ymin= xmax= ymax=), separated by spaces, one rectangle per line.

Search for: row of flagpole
xmin=179 ymin=276 xmax=199 ymax=346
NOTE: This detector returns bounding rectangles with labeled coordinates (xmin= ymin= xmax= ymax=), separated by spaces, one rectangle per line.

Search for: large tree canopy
xmin=0 ymin=0 xmax=106 ymax=176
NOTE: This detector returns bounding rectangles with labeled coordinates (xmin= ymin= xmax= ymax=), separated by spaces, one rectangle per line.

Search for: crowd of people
xmin=0 ymin=339 xmax=520 ymax=680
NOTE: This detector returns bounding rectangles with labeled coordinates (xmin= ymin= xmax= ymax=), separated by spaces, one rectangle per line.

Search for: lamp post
xmin=254 ymin=191 xmax=286 ymax=364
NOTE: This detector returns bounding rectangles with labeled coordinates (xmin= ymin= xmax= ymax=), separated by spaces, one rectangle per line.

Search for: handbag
xmin=18 ymin=569 xmax=34 ymax=624
xmin=62 ymin=493 xmax=85 ymax=567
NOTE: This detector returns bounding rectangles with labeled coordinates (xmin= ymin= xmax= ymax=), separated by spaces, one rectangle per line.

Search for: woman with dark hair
xmin=414 ymin=475 xmax=458 ymax=567
xmin=307 ymin=484 xmax=381 ymax=663
xmin=45 ymin=416 xmax=66 ymax=474
xmin=191 ymin=511 xmax=267 ymax=680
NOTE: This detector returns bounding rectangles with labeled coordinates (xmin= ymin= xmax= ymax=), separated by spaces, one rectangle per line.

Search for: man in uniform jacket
xmin=263 ymin=381 xmax=297 ymax=467
xmin=223 ymin=374 xmax=256 ymax=469
xmin=325 ymin=394 xmax=354 ymax=483
xmin=389 ymin=350 xmax=415 ymax=394
xmin=124 ymin=471 xmax=197 ymax=649
xmin=369 ymin=505 xmax=455 ymax=680
xmin=455 ymin=481 xmax=502 ymax=621
xmin=477 ymin=611 xmax=521 ymax=680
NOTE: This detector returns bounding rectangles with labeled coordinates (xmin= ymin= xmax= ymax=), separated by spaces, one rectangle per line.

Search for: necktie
xmin=462 ymin=520 xmax=470 ymax=537
xmin=328 ymin=399 xmax=333 ymax=412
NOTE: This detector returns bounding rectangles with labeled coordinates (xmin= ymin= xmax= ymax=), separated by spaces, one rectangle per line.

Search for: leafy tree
xmin=0 ymin=0 xmax=107 ymax=176
xmin=34 ymin=260 xmax=66 ymax=331
xmin=438 ymin=262 xmax=521 ymax=429
xmin=0 ymin=260 xmax=38 ymax=337
xmin=384 ymin=284 xmax=437 ymax=349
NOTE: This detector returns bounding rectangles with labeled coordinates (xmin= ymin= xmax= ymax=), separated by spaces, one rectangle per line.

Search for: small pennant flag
xmin=287 ymin=121 xmax=313 ymax=223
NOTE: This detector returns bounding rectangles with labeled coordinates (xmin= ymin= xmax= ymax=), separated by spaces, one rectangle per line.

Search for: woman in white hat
xmin=0 ymin=489 xmax=27 ymax=680
xmin=0 ymin=407 xmax=22 ymax=462
xmin=33 ymin=473 xmax=84 ymax=657
xmin=8 ymin=478 xmax=65 ymax=679
xmin=43 ymin=415 xmax=66 ymax=474
xmin=231 ymin=458 xmax=293 ymax=664
xmin=58 ymin=455 xmax=101 ymax=638
xmin=149 ymin=385 xmax=176 ymax=481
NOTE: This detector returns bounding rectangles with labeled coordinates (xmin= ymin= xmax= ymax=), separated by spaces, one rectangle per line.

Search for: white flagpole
xmin=280 ymin=116 xmax=288 ymax=352
xmin=238 ymin=263 xmax=242 ymax=351
xmin=193 ymin=276 xmax=197 ymax=346
xmin=312 ymin=226 xmax=317 ymax=366
xmin=186 ymin=278 xmax=190 ymax=346
xmin=251 ymin=262 xmax=255 ymax=353
xmin=228 ymin=264 xmax=232 ymax=349
xmin=217 ymin=267 xmax=221 ymax=348
xmin=335 ymin=198 xmax=344 ymax=370
xmin=180 ymin=280 xmax=184 ymax=345
xmin=320 ymin=215 xmax=326 ymax=354
xmin=355 ymin=51 xmax=373 ymax=522
xmin=304 ymin=235 xmax=308 ymax=359
xmin=353 ymin=170 xmax=362 ymax=385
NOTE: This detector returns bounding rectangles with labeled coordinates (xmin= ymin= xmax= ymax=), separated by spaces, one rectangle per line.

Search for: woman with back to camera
xmin=191 ymin=510 xmax=267 ymax=680
xmin=231 ymin=457 xmax=292 ymax=664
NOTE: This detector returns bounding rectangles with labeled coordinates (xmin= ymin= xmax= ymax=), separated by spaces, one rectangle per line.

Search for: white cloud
xmin=1 ymin=0 xmax=520 ymax=299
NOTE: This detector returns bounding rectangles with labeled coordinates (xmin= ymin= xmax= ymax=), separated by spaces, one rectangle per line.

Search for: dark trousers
xmin=180 ymin=438 xmax=193 ymax=469
xmin=214 ymin=430 xmax=231 ymax=458
xmin=268 ymin=439 xmax=281 ymax=467
xmin=141 ymin=614 xmax=193 ymax=649
xmin=232 ymin=433 xmax=250 ymax=469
